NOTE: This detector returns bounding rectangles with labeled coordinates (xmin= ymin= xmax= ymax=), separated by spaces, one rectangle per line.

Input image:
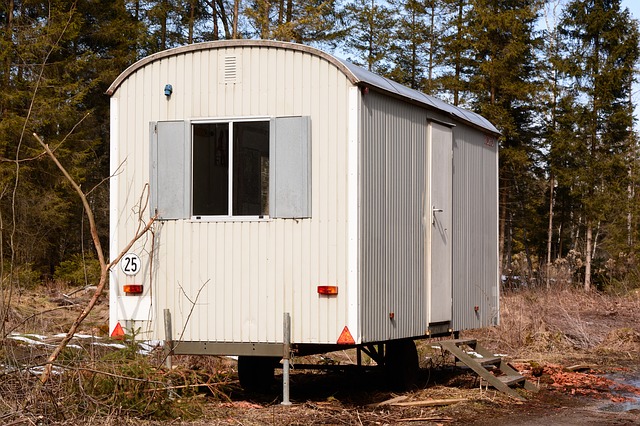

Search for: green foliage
xmin=2 ymin=262 xmax=41 ymax=290
xmin=342 ymin=0 xmax=396 ymax=73
xmin=62 ymin=337 xmax=205 ymax=420
xmin=244 ymin=0 xmax=345 ymax=45
xmin=551 ymin=0 xmax=640 ymax=288
xmin=0 ymin=0 xmax=122 ymax=278
xmin=435 ymin=0 xmax=475 ymax=106
xmin=54 ymin=252 xmax=101 ymax=287
xmin=386 ymin=0 xmax=433 ymax=91
xmin=0 ymin=0 xmax=640 ymax=294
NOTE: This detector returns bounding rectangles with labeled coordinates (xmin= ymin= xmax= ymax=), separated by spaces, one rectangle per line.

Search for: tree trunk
xmin=160 ymin=0 xmax=167 ymax=50
xmin=584 ymin=222 xmax=592 ymax=291
xmin=188 ymin=0 xmax=195 ymax=43
xmin=513 ymin=172 xmax=535 ymax=285
xmin=212 ymin=0 xmax=219 ymax=40
xmin=546 ymin=173 xmax=554 ymax=289
xmin=285 ymin=0 xmax=293 ymax=23
xmin=2 ymin=0 xmax=14 ymax=113
xmin=278 ymin=0 xmax=284 ymax=24
xmin=215 ymin=0 xmax=231 ymax=38
xmin=258 ymin=0 xmax=270 ymax=39
xmin=628 ymin=146 xmax=634 ymax=247
xmin=0 ymin=1 xmax=14 ymax=337
xmin=233 ymin=0 xmax=239 ymax=38
xmin=498 ymin=184 xmax=507 ymax=283
xmin=454 ymin=0 xmax=463 ymax=106
xmin=570 ymin=209 xmax=580 ymax=252
xmin=427 ymin=3 xmax=435 ymax=92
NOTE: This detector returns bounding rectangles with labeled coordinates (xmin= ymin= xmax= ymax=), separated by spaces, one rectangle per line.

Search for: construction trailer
xmin=107 ymin=40 xmax=500 ymax=391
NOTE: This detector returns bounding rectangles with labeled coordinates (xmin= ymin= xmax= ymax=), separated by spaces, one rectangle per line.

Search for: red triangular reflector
xmin=111 ymin=322 xmax=125 ymax=339
xmin=337 ymin=326 xmax=355 ymax=345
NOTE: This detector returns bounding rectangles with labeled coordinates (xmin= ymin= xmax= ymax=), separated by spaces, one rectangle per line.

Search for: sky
xmin=622 ymin=0 xmax=640 ymax=21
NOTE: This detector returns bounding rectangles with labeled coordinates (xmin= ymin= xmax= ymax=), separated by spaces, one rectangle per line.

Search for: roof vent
xmin=222 ymin=54 xmax=240 ymax=84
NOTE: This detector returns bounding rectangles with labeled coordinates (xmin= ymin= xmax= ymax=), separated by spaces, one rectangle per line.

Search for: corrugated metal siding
xmin=451 ymin=125 xmax=499 ymax=330
xmin=111 ymin=46 xmax=353 ymax=344
xmin=359 ymin=91 xmax=428 ymax=342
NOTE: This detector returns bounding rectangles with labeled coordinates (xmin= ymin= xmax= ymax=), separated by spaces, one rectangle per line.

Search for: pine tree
xmin=341 ymin=0 xmax=395 ymax=73
xmin=559 ymin=0 xmax=640 ymax=291
xmin=540 ymin=0 xmax=567 ymax=287
xmin=465 ymin=0 xmax=544 ymax=284
xmin=243 ymin=0 xmax=343 ymax=47
xmin=437 ymin=0 xmax=474 ymax=106
xmin=0 ymin=1 xmax=141 ymax=280
xmin=386 ymin=0 xmax=432 ymax=91
xmin=145 ymin=0 xmax=187 ymax=51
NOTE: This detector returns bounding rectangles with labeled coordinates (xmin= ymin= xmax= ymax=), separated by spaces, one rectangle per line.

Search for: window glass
xmin=192 ymin=121 xmax=269 ymax=217
xmin=192 ymin=123 xmax=229 ymax=215
xmin=233 ymin=121 xmax=270 ymax=216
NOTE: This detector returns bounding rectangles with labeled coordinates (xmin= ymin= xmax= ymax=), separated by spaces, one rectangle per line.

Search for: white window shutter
xmin=270 ymin=116 xmax=312 ymax=218
xmin=150 ymin=120 xmax=191 ymax=219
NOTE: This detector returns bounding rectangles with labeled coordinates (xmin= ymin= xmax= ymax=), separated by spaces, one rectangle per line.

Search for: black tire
xmin=237 ymin=356 xmax=279 ymax=392
xmin=385 ymin=339 xmax=419 ymax=390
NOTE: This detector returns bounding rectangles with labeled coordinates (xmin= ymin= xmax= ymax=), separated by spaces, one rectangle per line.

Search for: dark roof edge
xmin=335 ymin=58 xmax=500 ymax=136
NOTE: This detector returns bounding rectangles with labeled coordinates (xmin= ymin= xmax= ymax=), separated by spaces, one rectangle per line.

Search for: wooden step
xmin=456 ymin=356 xmax=501 ymax=367
xmin=436 ymin=339 xmax=537 ymax=400
xmin=495 ymin=374 xmax=526 ymax=386
xmin=436 ymin=338 xmax=477 ymax=348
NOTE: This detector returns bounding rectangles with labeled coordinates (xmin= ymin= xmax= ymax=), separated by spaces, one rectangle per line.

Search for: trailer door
xmin=429 ymin=122 xmax=453 ymax=324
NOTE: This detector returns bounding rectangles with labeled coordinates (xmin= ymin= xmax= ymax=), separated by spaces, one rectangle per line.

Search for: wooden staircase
xmin=435 ymin=339 xmax=538 ymax=400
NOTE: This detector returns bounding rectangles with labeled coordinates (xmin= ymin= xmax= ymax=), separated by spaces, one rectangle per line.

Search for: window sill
xmin=190 ymin=215 xmax=271 ymax=223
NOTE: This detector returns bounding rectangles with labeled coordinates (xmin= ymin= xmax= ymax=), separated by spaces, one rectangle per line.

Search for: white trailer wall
xmin=109 ymin=43 xmax=357 ymax=345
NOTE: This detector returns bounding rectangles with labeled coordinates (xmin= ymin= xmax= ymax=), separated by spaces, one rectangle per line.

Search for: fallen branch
xmin=390 ymin=398 xmax=468 ymax=407
xmin=565 ymin=364 xmax=596 ymax=372
xmin=147 ymin=380 xmax=238 ymax=392
xmin=397 ymin=417 xmax=453 ymax=423
xmin=367 ymin=395 xmax=409 ymax=408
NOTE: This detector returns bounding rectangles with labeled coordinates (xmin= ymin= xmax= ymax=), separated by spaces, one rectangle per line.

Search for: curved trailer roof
xmin=107 ymin=40 xmax=500 ymax=135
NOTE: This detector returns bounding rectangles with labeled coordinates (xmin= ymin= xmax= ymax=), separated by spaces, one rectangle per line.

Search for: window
xmin=150 ymin=116 xmax=310 ymax=220
xmin=192 ymin=121 xmax=270 ymax=217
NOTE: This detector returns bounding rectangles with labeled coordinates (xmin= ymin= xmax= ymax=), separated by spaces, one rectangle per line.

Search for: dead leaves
xmin=516 ymin=362 xmax=640 ymax=402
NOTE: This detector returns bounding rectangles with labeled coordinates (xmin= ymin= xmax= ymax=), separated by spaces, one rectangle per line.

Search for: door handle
xmin=432 ymin=206 xmax=443 ymax=225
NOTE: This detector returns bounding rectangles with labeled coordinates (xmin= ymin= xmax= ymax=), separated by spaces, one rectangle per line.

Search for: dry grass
xmin=2 ymin=285 xmax=640 ymax=424
xmin=470 ymin=287 xmax=640 ymax=363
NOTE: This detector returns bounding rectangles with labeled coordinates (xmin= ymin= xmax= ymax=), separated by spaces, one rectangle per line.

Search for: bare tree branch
xmin=34 ymin=134 xmax=106 ymax=268
xmin=33 ymin=133 xmax=157 ymax=385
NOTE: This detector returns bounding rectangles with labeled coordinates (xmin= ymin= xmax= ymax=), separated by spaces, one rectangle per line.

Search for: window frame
xmin=190 ymin=117 xmax=272 ymax=222
xmin=150 ymin=115 xmax=311 ymax=222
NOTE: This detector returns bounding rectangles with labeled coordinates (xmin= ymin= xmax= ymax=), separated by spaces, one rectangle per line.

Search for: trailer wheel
xmin=237 ymin=356 xmax=279 ymax=392
xmin=385 ymin=339 xmax=419 ymax=390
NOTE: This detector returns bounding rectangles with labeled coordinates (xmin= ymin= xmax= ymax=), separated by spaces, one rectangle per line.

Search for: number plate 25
xmin=121 ymin=253 xmax=141 ymax=276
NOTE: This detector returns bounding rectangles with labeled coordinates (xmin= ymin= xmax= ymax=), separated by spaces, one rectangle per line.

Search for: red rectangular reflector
xmin=123 ymin=284 xmax=143 ymax=295
xmin=317 ymin=286 xmax=338 ymax=295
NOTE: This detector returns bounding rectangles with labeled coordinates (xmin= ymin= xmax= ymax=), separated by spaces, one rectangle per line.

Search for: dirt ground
xmin=2 ymin=286 xmax=640 ymax=425
xmin=170 ymin=355 xmax=640 ymax=426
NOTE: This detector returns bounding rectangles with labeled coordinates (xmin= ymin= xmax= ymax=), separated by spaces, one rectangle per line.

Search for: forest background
xmin=0 ymin=0 xmax=639 ymax=321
